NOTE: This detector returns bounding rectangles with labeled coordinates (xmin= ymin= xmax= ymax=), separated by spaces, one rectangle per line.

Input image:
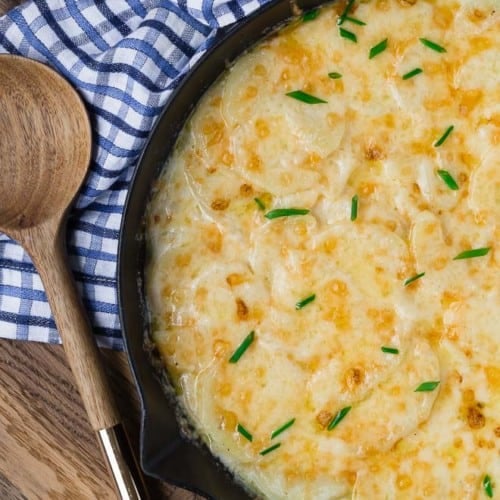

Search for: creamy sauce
xmin=146 ymin=1 xmax=500 ymax=498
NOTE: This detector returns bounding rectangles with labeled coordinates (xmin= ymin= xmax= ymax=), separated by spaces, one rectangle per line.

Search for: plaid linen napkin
xmin=0 ymin=0 xmax=269 ymax=349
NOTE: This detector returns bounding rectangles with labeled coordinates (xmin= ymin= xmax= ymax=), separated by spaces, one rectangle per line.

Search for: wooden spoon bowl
xmin=0 ymin=55 xmax=90 ymax=232
xmin=0 ymin=54 xmax=148 ymax=499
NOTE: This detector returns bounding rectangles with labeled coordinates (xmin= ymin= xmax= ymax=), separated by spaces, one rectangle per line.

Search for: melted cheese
xmin=146 ymin=1 xmax=500 ymax=498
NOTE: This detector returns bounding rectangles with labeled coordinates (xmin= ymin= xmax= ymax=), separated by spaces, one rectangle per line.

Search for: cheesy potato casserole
xmin=146 ymin=0 xmax=500 ymax=498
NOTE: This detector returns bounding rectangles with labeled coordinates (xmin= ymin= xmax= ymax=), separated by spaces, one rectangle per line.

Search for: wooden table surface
xmin=0 ymin=1 xmax=199 ymax=498
xmin=0 ymin=341 xmax=201 ymax=500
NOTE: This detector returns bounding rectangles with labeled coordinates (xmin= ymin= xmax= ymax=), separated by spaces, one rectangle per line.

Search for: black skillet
xmin=118 ymin=0 xmax=327 ymax=497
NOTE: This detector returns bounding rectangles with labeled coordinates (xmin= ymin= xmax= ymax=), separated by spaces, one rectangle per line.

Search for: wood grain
xmin=0 ymin=0 xmax=19 ymax=14
xmin=0 ymin=340 xmax=201 ymax=499
xmin=0 ymin=340 xmax=115 ymax=498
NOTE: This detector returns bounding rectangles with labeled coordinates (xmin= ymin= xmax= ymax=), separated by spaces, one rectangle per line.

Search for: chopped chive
xmin=302 ymin=8 xmax=319 ymax=22
xmin=271 ymin=418 xmax=296 ymax=439
xmin=296 ymin=294 xmax=316 ymax=310
xmin=254 ymin=197 xmax=266 ymax=210
xmin=328 ymin=72 xmax=343 ymax=79
xmin=339 ymin=27 xmax=357 ymax=43
xmin=259 ymin=442 xmax=281 ymax=456
xmin=350 ymin=194 xmax=358 ymax=221
xmin=237 ymin=423 xmax=253 ymax=442
xmin=327 ymin=406 xmax=352 ymax=430
xmin=420 ymin=38 xmax=446 ymax=53
xmin=404 ymin=272 xmax=425 ymax=286
xmin=337 ymin=0 xmax=355 ymax=25
xmin=344 ymin=15 xmax=366 ymax=26
xmin=369 ymin=38 xmax=388 ymax=59
xmin=381 ymin=346 xmax=399 ymax=355
xmin=453 ymin=247 xmax=491 ymax=260
xmin=286 ymin=90 xmax=327 ymax=104
xmin=415 ymin=381 xmax=440 ymax=392
xmin=483 ymin=475 xmax=494 ymax=498
xmin=434 ymin=125 xmax=454 ymax=147
xmin=264 ymin=208 xmax=310 ymax=219
xmin=229 ymin=331 xmax=255 ymax=363
xmin=402 ymin=67 xmax=423 ymax=80
xmin=437 ymin=170 xmax=459 ymax=190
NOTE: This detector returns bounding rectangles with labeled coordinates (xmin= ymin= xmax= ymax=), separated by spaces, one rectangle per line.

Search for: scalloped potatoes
xmin=146 ymin=1 xmax=500 ymax=498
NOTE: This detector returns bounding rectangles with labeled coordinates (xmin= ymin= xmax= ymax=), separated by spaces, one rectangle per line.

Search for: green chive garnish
xmin=350 ymin=194 xmax=358 ymax=221
xmin=296 ymin=294 xmax=316 ymax=310
xmin=415 ymin=381 xmax=440 ymax=392
xmin=434 ymin=125 xmax=454 ymax=147
xmin=404 ymin=272 xmax=425 ymax=286
xmin=437 ymin=170 xmax=459 ymax=190
xmin=453 ymin=248 xmax=491 ymax=260
xmin=259 ymin=442 xmax=281 ymax=456
xmin=271 ymin=418 xmax=296 ymax=439
xmin=237 ymin=423 xmax=253 ymax=442
xmin=302 ymin=8 xmax=319 ymax=22
xmin=337 ymin=0 xmax=355 ymax=25
xmin=344 ymin=16 xmax=366 ymax=26
xmin=264 ymin=208 xmax=310 ymax=219
xmin=420 ymin=38 xmax=446 ymax=53
xmin=381 ymin=346 xmax=399 ymax=355
xmin=229 ymin=331 xmax=255 ymax=363
xmin=327 ymin=406 xmax=352 ymax=430
xmin=369 ymin=38 xmax=388 ymax=59
xmin=339 ymin=27 xmax=357 ymax=43
xmin=402 ymin=67 xmax=423 ymax=80
xmin=483 ymin=475 xmax=494 ymax=498
xmin=254 ymin=197 xmax=266 ymax=210
xmin=286 ymin=90 xmax=327 ymax=104
xmin=328 ymin=72 xmax=343 ymax=79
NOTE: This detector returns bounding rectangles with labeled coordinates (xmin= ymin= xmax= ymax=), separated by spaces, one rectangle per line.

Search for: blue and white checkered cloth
xmin=0 ymin=0 xmax=270 ymax=349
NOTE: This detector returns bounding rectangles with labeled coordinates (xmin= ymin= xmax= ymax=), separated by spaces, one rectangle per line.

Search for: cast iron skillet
xmin=118 ymin=0 xmax=327 ymax=497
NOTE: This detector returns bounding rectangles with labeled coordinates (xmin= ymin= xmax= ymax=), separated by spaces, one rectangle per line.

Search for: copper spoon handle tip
xmin=99 ymin=424 xmax=150 ymax=500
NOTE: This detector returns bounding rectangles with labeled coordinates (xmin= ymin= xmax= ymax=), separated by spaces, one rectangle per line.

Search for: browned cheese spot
xmin=316 ymin=409 xmax=333 ymax=429
xmin=202 ymin=119 xmax=225 ymax=147
xmin=205 ymin=224 xmax=223 ymax=253
xmin=211 ymin=198 xmax=230 ymax=211
xmin=341 ymin=470 xmax=358 ymax=487
xmin=467 ymin=405 xmax=486 ymax=429
xmin=470 ymin=8 xmax=489 ymax=21
xmin=333 ymin=0 xmax=359 ymax=16
xmin=345 ymin=367 xmax=365 ymax=391
xmin=236 ymin=298 xmax=249 ymax=320
xmin=396 ymin=474 xmax=413 ymax=490
xmin=364 ymin=144 xmax=386 ymax=161
xmin=239 ymin=183 xmax=253 ymax=196
xmin=226 ymin=273 xmax=246 ymax=287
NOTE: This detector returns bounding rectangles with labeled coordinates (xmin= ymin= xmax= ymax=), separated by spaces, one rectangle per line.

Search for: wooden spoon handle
xmin=32 ymin=223 xmax=119 ymax=430
xmin=25 ymin=220 xmax=149 ymax=499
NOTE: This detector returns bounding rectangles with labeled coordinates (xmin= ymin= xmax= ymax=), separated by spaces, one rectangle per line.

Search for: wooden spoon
xmin=0 ymin=55 xmax=148 ymax=499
